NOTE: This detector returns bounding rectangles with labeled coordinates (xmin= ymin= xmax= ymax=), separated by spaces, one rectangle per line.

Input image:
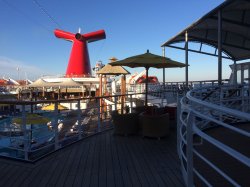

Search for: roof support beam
xmin=165 ymin=44 xmax=233 ymax=60
xmin=189 ymin=35 xmax=250 ymax=55
xmin=210 ymin=15 xmax=250 ymax=29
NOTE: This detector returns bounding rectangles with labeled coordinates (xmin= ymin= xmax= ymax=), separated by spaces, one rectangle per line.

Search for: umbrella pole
xmin=145 ymin=67 xmax=149 ymax=106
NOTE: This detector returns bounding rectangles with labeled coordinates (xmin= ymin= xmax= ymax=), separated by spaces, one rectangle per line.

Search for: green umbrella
xmin=110 ymin=50 xmax=186 ymax=106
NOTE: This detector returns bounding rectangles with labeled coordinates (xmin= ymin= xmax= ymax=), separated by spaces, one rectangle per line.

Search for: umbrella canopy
xmin=110 ymin=50 xmax=185 ymax=68
xmin=110 ymin=50 xmax=186 ymax=106
xmin=13 ymin=113 xmax=50 ymax=124
xmin=41 ymin=103 xmax=68 ymax=111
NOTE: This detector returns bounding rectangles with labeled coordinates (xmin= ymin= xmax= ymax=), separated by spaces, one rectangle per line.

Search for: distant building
xmin=93 ymin=61 xmax=105 ymax=77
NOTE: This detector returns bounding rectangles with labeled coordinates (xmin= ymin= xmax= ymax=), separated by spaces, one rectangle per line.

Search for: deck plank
xmin=0 ymin=129 xmax=184 ymax=187
xmin=105 ymin=131 xmax=115 ymax=187
xmin=81 ymin=135 xmax=98 ymax=187
xmin=46 ymin=147 xmax=73 ymax=186
xmin=73 ymin=141 xmax=91 ymax=187
xmin=126 ymin=138 xmax=150 ymax=187
xmin=111 ymin=135 xmax=124 ymax=187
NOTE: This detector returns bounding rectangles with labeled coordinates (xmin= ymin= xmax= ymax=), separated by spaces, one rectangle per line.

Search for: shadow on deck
xmin=0 ymin=129 xmax=184 ymax=187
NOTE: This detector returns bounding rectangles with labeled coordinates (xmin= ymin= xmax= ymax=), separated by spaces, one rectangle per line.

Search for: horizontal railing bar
xmin=190 ymin=109 xmax=250 ymax=137
xmin=193 ymin=149 xmax=240 ymax=187
xmin=193 ymin=168 xmax=213 ymax=187
xmin=186 ymin=87 xmax=250 ymax=121
xmin=193 ymin=125 xmax=250 ymax=167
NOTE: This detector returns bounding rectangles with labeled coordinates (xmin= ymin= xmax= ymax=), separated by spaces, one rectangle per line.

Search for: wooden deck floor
xmin=0 ymin=129 xmax=185 ymax=187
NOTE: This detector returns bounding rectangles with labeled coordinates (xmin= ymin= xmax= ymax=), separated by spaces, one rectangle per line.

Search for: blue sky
xmin=0 ymin=0 xmax=231 ymax=81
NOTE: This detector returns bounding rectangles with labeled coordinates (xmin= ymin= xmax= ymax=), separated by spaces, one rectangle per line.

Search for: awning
xmin=29 ymin=78 xmax=82 ymax=87
xmin=162 ymin=0 xmax=250 ymax=61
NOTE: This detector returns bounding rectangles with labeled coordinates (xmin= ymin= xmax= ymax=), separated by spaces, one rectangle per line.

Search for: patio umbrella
xmin=12 ymin=113 xmax=51 ymax=142
xmin=12 ymin=113 xmax=50 ymax=124
xmin=41 ymin=103 xmax=68 ymax=111
xmin=110 ymin=50 xmax=186 ymax=106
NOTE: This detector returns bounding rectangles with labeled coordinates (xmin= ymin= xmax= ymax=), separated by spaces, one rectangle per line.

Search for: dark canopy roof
xmin=162 ymin=0 xmax=250 ymax=61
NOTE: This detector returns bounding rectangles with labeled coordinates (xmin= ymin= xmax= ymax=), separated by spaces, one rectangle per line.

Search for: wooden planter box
xmin=140 ymin=112 xmax=170 ymax=139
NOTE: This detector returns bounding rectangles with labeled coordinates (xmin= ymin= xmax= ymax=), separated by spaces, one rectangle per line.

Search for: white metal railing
xmin=126 ymin=79 xmax=230 ymax=93
xmin=178 ymin=84 xmax=250 ymax=186
xmin=0 ymin=90 xmax=175 ymax=161
xmin=0 ymin=96 xmax=115 ymax=161
xmin=0 ymin=79 xmax=230 ymax=162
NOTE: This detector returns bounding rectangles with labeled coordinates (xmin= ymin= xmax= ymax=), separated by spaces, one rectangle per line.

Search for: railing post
xmin=248 ymin=66 xmax=250 ymax=111
xmin=77 ymin=99 xmax=82 ymax=140
xmin=130 ymin=95 xmax=133 ymax=113
xmin=114 ymin=96 xmax=117 ymax=111
xmin=53 ymin=102 xmax=59 ymax=150
xmin=241 ymin=65 xmax=244 ymax=84
xmin=161 ymin=98 xmax=164 ymax=107
xmin=22 ymin=105 xmax=28 ymax=160
xmin=97 ymin=98 xmax=101 ymax=132
xmin=176 ymin=97 xmax=181 ymax=158
xmin=241 ymin=86 xmax=245 ymax=112
xmin=186 ymin=111 xmax=194 ymax=186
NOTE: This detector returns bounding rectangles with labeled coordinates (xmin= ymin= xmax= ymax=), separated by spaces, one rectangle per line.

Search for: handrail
xmin=186 ymin=85 xmax=250 ymax=121
xmin=193 ymin=150 xmax=239 ymax=187
xmin=178 ymin=84 xmax=250 ymax=186
xmin=0 ymin=90 xmax=172 ymax=161
xmin=193 ymin=124 xmax=250 ymax=166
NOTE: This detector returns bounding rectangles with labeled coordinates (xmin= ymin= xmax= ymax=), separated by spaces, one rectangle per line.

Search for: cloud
xmin=0 ymin=56 xmax=49 ymax=80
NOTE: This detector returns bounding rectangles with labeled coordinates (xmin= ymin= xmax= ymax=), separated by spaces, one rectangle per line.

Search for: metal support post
xmin=130 ymin=95 xmax=133 ymax=113
xmin=114 ymin=96 xmax=117 ymax=111
xmin=162 ymin=47 xmax=166 ymax=89
xmin=97 ymin=98 xmax=101 ymax=132
xmin=185 ymin=31 xmax=189 ymax=87
xmin=145 ymin=67 xmax=149 ymax=106
xmin=233 ymin=60 xmax=237 ymax=85
xmin=218 ymin=10 xmax=222 ymax=85
xmin=241 ymin=65 xmax=244 ymax=84
xmin=53 ymin=102 xmax=59 ymax=150
xmin=77 ymin=100 xmax=82 ymax=140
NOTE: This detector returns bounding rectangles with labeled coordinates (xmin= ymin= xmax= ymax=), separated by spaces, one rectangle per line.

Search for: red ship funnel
xmin=54 ymin=29 xmax=106 ymax=77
